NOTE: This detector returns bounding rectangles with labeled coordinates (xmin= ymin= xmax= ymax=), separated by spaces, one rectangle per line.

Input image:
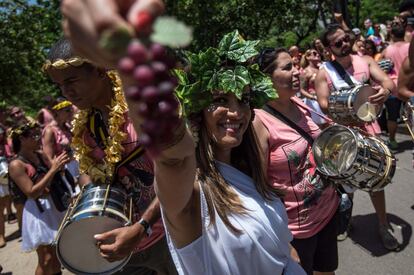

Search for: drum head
xmin=313 ymin=125 xmax=358 ymax=177
xmin=57 ymin=215 xmax=130 ymax=275
xmin=353 ymin=85 xmax=381 ymax=122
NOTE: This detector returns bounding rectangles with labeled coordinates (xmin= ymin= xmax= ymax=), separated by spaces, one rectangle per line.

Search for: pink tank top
xmin=324 ymin=55 xmax=381 ymax=135
xmin=255 ymin=98 xmax=339 ymax=239
xmin=42 ymin=124 xmax=71 ymax=156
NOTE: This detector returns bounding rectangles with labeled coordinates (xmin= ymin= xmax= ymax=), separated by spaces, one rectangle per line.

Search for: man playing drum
xmin=43 ymin=38 xmax=176 ymax=274
xmin=314 ymin=24 xmax=398 ymax=250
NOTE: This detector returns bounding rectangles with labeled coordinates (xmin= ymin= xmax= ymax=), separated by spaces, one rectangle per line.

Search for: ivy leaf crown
xmin=174 ymin=30 xmax=278 ymax=116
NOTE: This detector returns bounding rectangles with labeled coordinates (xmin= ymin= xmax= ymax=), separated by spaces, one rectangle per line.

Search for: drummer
xmin=314 ymin=24 xmax=398 ymax=251
xmin=43 ymin=38 xmax=177 ymax=274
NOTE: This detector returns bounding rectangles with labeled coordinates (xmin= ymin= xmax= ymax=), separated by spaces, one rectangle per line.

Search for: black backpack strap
xmin=330 ymin=60 xmax=355 ymax=88
xmin=263 ymin=104 xmax=314 ymax=145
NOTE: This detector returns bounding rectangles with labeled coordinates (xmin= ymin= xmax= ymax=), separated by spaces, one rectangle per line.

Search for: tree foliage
xmin=0 ymin=0 xmax=62 ymax=114
xmin=0 ymin=0 xmax=403 ymax=113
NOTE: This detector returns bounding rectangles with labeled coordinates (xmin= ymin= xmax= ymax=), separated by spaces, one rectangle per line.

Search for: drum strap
xmin=87 ymin=109 xmax=110 ymax=150
xmin=113 ymin=145 xmax=146 ymax=180
xmin=263 ymin=104 xmax=314 ymax=145
xmin=330 ymin=60 xmax=355 ymax=88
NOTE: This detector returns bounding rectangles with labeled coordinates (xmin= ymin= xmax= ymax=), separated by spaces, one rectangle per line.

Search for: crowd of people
xmin=1 ymin=0 xmax=414 ymax=274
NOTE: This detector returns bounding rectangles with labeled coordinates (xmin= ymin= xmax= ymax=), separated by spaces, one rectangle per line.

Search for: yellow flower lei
xmin=71 ymin=71 xmax=128 ymax=184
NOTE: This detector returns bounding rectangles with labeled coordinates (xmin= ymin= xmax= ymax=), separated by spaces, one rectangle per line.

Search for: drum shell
xmin=56 ymin=184 xmax=131 ymax=275
xmin=328 ymin=85 xmax=380 ymax=124
xmin=402 ymin=96 xmax=414 ymax=135
xmin=313 ymin=125 xmax=396 ymax=192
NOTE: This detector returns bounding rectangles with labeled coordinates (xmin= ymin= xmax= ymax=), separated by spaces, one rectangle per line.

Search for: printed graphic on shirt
xmin=281 ymin=138 xmax=326 ymax=225
xmin=116 ymin=158 xmax=155 ymax=222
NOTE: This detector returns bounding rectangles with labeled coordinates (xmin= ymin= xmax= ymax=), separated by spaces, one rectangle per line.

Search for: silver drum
xmin=56 ymin=184 xmax=132 ymax=275
xmin=312 ymin=125 xmax=396 ymax=192
xmin=328 ymin=84 xmax=381 ymax=124
xmin=401 ymin=96 xmax=414 ymax=140
xmin=0 ymin=156 xmax=8 ymax=185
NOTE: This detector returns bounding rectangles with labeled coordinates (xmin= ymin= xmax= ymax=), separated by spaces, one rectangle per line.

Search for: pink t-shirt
xmin=255 ymin=98 xmax=339 ymax=239
xmin=383 ymin=41 xmax=409 ymax=90
xmin=82 ymin=111 xmax=164 ymax=252
xmin=324 ymin=54 xmax=381 ymax=135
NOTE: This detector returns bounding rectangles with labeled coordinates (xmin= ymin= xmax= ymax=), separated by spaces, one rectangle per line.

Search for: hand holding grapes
xmin=61 ymin=0 xmax=165 ymax=69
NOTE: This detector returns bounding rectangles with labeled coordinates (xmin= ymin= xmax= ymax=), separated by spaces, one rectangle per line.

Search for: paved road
xmin=0 ymin=126 xmax=413 ymax=274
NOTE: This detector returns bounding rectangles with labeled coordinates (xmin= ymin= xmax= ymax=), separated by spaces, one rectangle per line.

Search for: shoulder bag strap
xmin=330 ymin=60 xmax=355 ymax=87
xmin=262 ymin=104 xmax=314 ymax=145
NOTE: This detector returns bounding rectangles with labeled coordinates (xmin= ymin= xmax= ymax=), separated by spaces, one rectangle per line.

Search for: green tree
xmin=0 ymin=0 xmax=405 ymax=113
xmin=0 ymin=0 xmax=62 ymax=114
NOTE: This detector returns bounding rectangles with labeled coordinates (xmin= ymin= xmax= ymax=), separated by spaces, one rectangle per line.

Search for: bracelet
xmin=138 ymin=218 xmax=152 ymax=236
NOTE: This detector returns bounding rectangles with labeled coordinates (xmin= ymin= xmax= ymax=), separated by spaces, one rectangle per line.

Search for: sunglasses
xmin=307 ymin=51 xmax=319 ymax=57
xmin=331 ymin=35 xmax=351 ymax=48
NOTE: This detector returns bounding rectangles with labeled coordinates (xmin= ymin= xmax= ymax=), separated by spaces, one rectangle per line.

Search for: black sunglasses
xmin=331 ymin=35 xmax=351 ymax=48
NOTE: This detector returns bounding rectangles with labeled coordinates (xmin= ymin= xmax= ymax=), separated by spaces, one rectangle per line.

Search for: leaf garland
xmin=174 ymin=30 xmax=277 ymax=116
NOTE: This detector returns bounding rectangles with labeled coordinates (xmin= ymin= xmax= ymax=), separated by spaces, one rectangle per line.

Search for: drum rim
xmin=56 ymin=243 xmax=132 ymax=275
xmin=71 ymin=207 xmax=129 ymax=222
xmin=82 ymin=184 xmax=127 ymax=196
xmin=313 ymin=124 xmax=359 ymax=177
xmin=74 ymin=198 xmax=126 ymax=211
xmin=328 ymin=84 xmax=380 ymax=123
xmin=56 ymin=212 xmax=131 ymax=275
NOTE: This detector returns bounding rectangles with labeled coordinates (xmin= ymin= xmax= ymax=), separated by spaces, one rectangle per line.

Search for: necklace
xmin=71 ymin=71 xmax=128 ymax=184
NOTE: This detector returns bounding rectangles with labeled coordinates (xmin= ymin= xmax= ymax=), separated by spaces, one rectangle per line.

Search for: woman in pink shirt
xmin=254 ymin=48 xmax=339 ymax=275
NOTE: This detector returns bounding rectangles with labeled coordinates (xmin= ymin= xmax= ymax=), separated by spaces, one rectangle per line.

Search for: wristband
xmin=138 ymin=218 xmax=152 ymax=237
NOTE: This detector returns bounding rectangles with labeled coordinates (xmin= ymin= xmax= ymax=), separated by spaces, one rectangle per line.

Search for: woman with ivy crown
xmin=43 ymin=38 xmax=177 ymax=274
xmin=254 ymin=48 xmax=339 ymax=275
xmin=158 ymin=31 xmax=306 ymax=274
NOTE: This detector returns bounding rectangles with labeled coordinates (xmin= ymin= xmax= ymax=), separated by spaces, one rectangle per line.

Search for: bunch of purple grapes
xmin=118 ymin=39 xmax=179 ymax=152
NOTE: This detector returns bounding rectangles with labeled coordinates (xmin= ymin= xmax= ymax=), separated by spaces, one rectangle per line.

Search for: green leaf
xmin=150 ymin=16 xmax=193 ymax=48
xmin=249 ymin=67 xmax=278 ymax=107
xmin=188 ymin=47 xmax=220 ymax=80
xmin=218 ymin=30 xmax=259 ymax=63
xmin=175 ymin=81 xmax=212 ymax=115
xmin=217 ymin=66 xmax=250 ymax=98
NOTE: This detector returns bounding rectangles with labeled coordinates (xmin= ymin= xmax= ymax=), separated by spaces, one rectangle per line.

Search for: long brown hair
xmin=195 ymin=113 xmax=283 ymax=233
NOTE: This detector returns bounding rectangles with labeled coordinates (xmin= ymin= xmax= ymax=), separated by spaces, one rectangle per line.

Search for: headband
xmin=9 ymin=121 xmax=39 ymax=139
xmin=42 ymin=57 xmax=91 ymax=71
xmin=174 ymin=30 xmax=277 ymax=116
xmin=52 ymin=100 xmax=72 ymax=111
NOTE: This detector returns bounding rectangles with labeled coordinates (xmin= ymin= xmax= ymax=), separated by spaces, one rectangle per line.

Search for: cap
xmin=352 ymin=28 xmax=361 ymax=35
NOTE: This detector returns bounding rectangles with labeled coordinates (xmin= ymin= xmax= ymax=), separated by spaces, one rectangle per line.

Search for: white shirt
xmin=163 ymin=161 xmax=306 ymax=275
